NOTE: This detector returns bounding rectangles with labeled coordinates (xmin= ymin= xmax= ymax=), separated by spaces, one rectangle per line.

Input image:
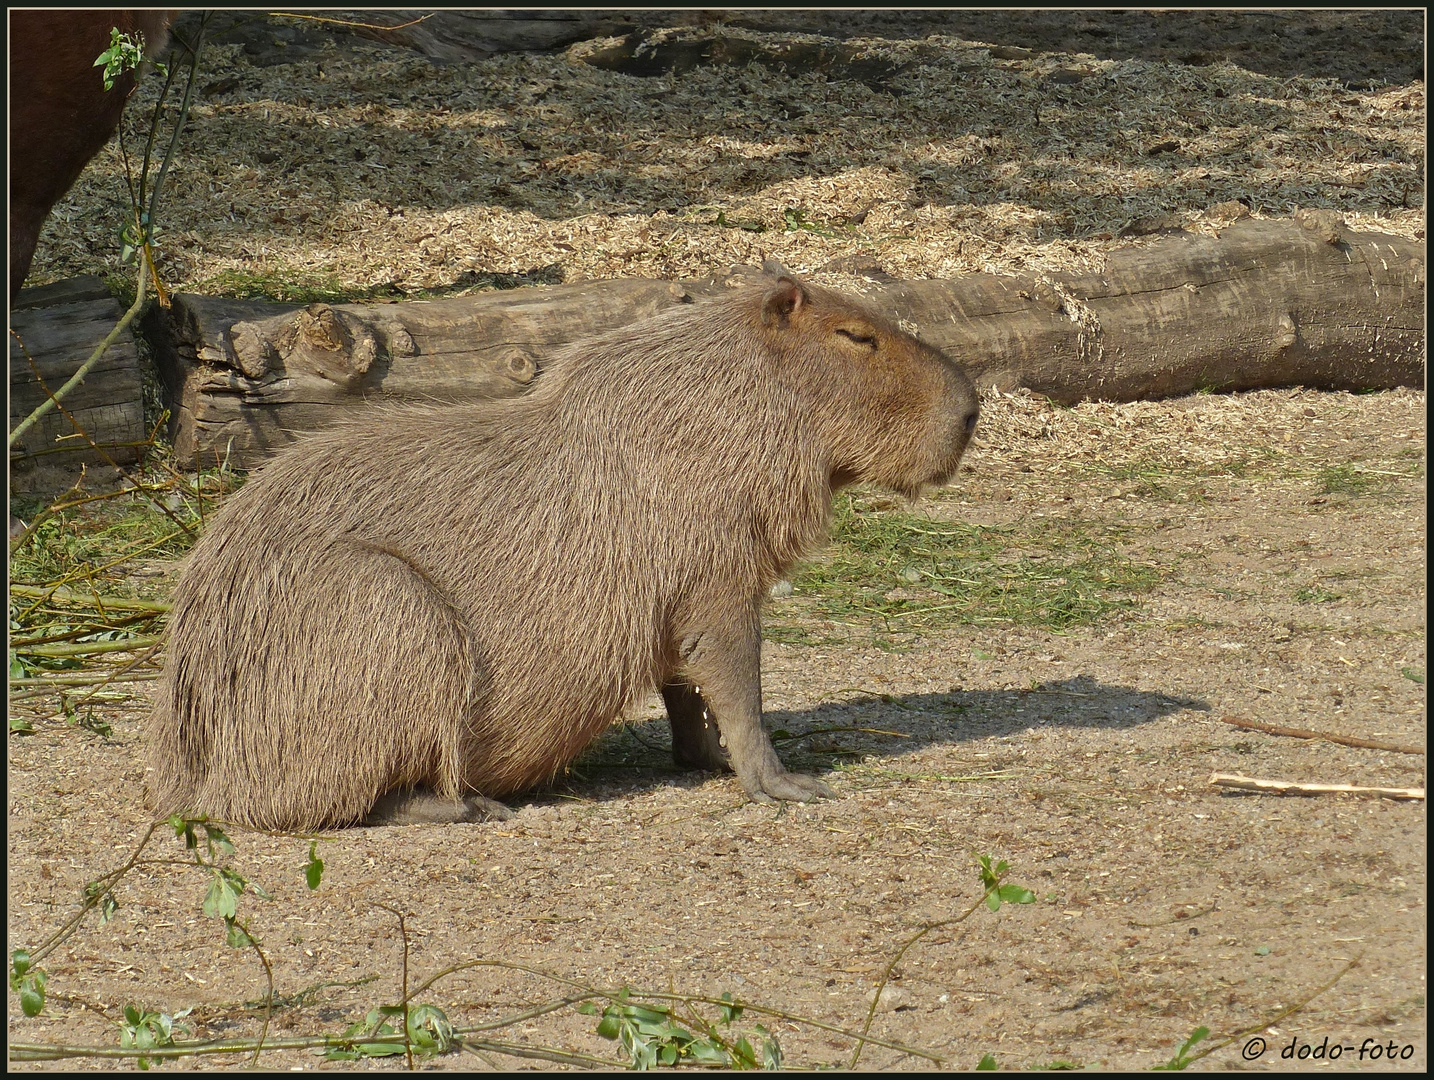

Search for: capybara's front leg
xmin=680 ymin=613 xmax=834 ymax=803
xmin=661 ymin=680 xmax=731 ymax=772
xmin=364 ymin=788 xmax=514 ymax=826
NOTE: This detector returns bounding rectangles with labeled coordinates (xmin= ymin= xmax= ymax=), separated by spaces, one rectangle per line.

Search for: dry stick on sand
xmin=1220 ymin=715 xmax=1424 ymax=755
xmin=1209 ymin=773 xmax=1425 ymax=800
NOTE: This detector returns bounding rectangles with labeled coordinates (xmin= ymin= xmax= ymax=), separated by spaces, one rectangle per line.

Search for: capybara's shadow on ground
xmin=549 ymin=675 xmax=1208 ymax=804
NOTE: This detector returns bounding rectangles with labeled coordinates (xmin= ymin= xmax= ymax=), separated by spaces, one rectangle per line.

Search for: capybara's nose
xmin=963 ymin=407 xmax=979 ymax=436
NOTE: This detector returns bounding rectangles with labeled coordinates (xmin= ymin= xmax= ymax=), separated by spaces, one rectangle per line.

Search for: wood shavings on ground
xmin=957 ymin=385 xmax=1426 ymax=491
xmin=27 ymin=19 xmax=1425 ymax=303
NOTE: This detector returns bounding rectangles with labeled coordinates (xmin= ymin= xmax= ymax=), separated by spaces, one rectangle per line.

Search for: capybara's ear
xmin=762 ymin=277 xmax=807 ymax=327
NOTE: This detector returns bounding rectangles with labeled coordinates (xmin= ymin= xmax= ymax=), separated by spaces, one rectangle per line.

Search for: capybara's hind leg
xmin=661 ymin=680 xmax=731 ymax=771
xmin=365 ymin=788 xmax=514 ymax=826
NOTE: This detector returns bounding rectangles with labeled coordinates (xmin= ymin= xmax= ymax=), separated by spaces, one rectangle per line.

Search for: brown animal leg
xmin=661 ymin=680 xmax=731 ymax=771
xmin=678 ymin=612 xmax=835 ymax=803
xmin=364 ymin=788 xmax=514 ymax=826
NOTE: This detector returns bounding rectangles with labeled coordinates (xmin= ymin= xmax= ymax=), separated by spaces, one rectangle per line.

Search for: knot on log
xmin=1295 ymin=208 xmax=1348 ymax=246
xmin=1273 ymin=311 xmax=1299 ymax=353
xmin=275 ymin=304 xmax=381 ymax=390
xmin=494 ymin=346 xmax=538 ymax=382
xmin=379 ymin=322 xmax=417 ymax=358
xmin=227 ymin=321 xmax=277 ymax=379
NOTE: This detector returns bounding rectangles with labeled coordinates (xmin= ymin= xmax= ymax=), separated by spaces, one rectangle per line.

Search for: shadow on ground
xmin=552 ymin=675 xmax=1210 ymax=803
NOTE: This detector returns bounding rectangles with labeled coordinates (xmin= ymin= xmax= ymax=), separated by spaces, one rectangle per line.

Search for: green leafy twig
xmin=117 ymin=1003 xmax=191 ymax=1071
xmin=850 ymin=854 xmax=1035 ymax=1069
xmin=411 ymin=958 xmax=941 ymax=1063
xmin=580 ymin=989 xmax=782 ymax=1069
xmin=94 ymin=27 xmax=167 ymax=91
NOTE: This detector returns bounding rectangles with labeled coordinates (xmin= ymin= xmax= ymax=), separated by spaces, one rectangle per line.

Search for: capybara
xmin=146 ymin=271 xmax=980 ymax=830
xmin=9 ymin=10 xmax=174 ymax=298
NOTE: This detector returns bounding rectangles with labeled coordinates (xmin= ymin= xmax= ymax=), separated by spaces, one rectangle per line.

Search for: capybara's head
xmin=755 ymin=273 xmax=980 ymax=499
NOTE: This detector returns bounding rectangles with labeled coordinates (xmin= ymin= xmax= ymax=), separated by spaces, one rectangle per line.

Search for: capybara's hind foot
xmin=365 ymin=788 xmax=514 ymax=826
xmin=460 ymin=795 xmax=515 ymax=822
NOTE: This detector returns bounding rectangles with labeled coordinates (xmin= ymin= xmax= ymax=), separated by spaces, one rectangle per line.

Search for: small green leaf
xmin=986 ymin=890 xmax=1003 ymax=912
xmin=20 ymin=982 xmax=45 ymax=1016
xmin=170 ymin=816 xmax=199 ymax=852
xmin=202 ymin=874 xmax=239 ymax=919
xmin=576 ymin=1001 xmax=598 ymax=1016
xmin=9 ymin=716 xmax=34 ymax=735
xmin=595 ymin=1009 xmax=621 ymax=1040
xmin=304 ymin=841 xmax=324 ymax=890
xmin=1401 ymin=666 xmax=1424 ymax=684
xmin=407 ymin=1003 xmax=452 ymax=1054
xmin=1254 ymin=945 xmax=1270 ymax=956
xmin=762 ymin=1034 xmax=783 ymax=1070
xmin=689 ymin=1040 xmax=730 ymax=1064
xmin=202 ymin=823 xmax=235 ymax=857
xmin=124 ymin=1003 xmax=143 ymax=1026
xmin=1153 ymin=1025 xmax=1210 ymax=1070
xmin=976 ymin=1052 xmax=998 ymax=1070
xmin=11 ymin=949 xmax=31 ymax=981
xmin=998 ymin=884 xmax=1036 ymax=905
xmin=224 ymin=917 xmax=254 ymax=949
xmin=734 ymin=1035 xmax=757 ymax=1068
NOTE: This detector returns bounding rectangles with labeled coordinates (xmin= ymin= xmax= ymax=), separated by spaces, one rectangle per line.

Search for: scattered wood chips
xmin=28 ymin=22 xmax=1425 ymax=301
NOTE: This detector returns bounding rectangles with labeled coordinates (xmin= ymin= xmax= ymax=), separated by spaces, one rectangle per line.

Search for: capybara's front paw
xmin=741 ymin=768 xmax=836 ymax=804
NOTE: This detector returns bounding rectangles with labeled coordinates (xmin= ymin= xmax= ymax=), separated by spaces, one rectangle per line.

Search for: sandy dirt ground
xmin=8 ymin=9 xmax=1426 ymax=1073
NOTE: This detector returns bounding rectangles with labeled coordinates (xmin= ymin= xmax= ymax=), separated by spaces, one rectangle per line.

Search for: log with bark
xmin=9 ymin=275 xmax=148 ymax=490
xmin=155 ymin=214 xmax=1423 ymax=470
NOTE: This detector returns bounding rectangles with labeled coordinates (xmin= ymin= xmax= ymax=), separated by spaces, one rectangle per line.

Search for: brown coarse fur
xmin=9 ymin=9 xmax=175 ymax=297
xmin=146 ymin=274 xmax=980 ymax=830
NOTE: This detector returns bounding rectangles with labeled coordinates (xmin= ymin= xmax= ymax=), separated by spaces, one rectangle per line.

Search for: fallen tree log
xmin=9 ymin=275 xmax=148 ymax=490
xmin=155 ymin=278 xmax=697 ymax=467
xmin=155 ymin=214 xmax=1423 ymax=469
